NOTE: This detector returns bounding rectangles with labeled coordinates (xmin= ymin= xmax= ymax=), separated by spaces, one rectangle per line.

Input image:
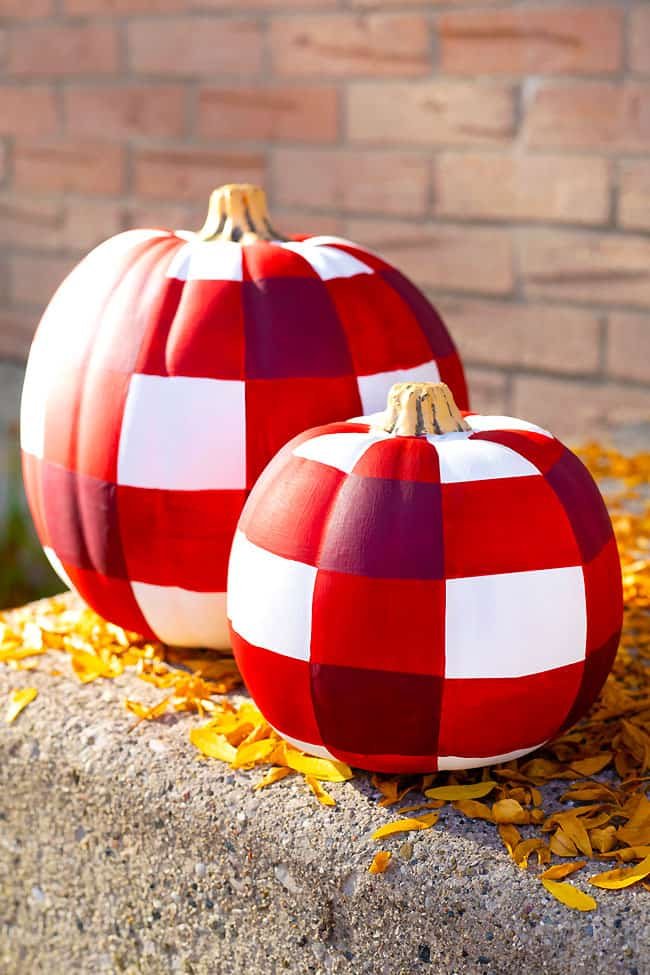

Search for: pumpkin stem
xmin=197 ymin=184 xmax=286 ymax=244
xmin=381 ymin=382 xmax=471 ymax=437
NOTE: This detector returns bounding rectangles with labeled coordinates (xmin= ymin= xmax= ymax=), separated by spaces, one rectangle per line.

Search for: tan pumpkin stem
xmin=197 ymin=184 xmax=286 ymax=244
xmin=381 ymin=382 xmax=471 ymax=437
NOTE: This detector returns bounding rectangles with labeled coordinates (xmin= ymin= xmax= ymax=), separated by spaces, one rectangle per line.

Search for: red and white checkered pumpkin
xmin=228 ymin=382 xmax=623 ymax=773
xmin=20 ymin=186 xmax=467 ymax=649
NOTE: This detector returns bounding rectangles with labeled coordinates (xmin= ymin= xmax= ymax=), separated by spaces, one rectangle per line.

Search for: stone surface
xmin=0 ymin=628 xmax=647 ymax=975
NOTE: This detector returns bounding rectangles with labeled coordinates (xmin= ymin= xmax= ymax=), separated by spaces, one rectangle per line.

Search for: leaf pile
xmin=1 ymin=443 xmax=648 ymax=910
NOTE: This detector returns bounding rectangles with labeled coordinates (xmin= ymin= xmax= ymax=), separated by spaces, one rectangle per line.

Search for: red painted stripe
xmin=230 ymin=633 xmax=325 ymax=748
xmin=63 ymin=563 xmax=157 ymax=640
xmin=441 ymin=474 xmax=582 ymax=578
xmin=325 ymin=273 xmax=433 ymax=377
xmin=352 ymin=436 xmax=440 ymax=483
xmin=438 ymin=661 xmax=583 ymax=759
xmin=118 ymin=485 xmax=247 ymax=592
xmin=311 ymin=571 xmax=446 ymax=676
xmin=583 ymin=535 xmax=623 ymax=654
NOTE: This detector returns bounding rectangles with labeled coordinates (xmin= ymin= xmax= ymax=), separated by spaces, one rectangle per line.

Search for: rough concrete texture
xmin=0 ymin=645 xmax=647 ymax=975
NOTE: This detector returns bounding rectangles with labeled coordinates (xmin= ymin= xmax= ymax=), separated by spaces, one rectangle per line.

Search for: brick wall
xmin=1 ymin=0 xmax=650 ymax=441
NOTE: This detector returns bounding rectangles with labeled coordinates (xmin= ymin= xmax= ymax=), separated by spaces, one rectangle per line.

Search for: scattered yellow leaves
xmin=368 ymin=851 xmax=392 ymax=875
xmin=306 ymin=776 xmax=336 ymax=807
xmin=541 ymin=878 xmax=597 ymax=912
xmin=5 ymin=686 xmax=37 ymax=723
xmin=372 ymin=812 xmax=439 ymax=841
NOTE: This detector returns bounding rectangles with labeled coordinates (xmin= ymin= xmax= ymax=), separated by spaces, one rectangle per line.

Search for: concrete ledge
xmin=1 ymin=628 xmax=647 ymax=975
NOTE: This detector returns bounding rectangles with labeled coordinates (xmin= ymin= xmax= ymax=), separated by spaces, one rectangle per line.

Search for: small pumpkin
xmin=20 ymin=185 xmax=467 ymax=649
xmin=228 ymin=382 xmax=622 ymax=773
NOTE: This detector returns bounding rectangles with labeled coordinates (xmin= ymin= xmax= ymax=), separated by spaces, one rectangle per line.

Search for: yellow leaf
xmin=512 ymin=838 xmax=550 ymax=869
xmin=306 ymin=776 xmax=336 ymax=806
xmin=5 ymin=687 xmax=37 ymax=723
xmin=231 ymin=738 xmax=276 ymax=769
xmin=372 ymin=812 xmax=439 ymax=840
xmin=453 ymin=799 xmax=494 ymax=821
xmin=425 ymin=781 xmax=496 ymax=801
xmin=559 ymin=815 xmax=593 ymax=858
xmin=368 ymin=851 xmax=392 ymax=875
xmin=549 ymin=828 xmax=579 ymax=858
xmin=498 ymin=824 xmax=521 ymax=857
xmin=189 ymin=726 xmax=237 ymax=762
xmin=284 ymin=750 xmax=352 ymax=783
xmin=492 ymin=799 xmax=529 ymax=824
xmin=568 ymin=754 xmax=612 ymax=777
xmin=125 ymin=696 xmax=170 ymax=721
xmin=254 ymin=767 xmax=292 ymax=791
xmin=541 ymin=879 xmax=597 ymax=912
xmin=589 ymin=853 xmax=650 ymax=890
xmin=541 ymin=861 xmax=586 ymax=881
xmin=589 ymin=826 xmax=618 ymax=853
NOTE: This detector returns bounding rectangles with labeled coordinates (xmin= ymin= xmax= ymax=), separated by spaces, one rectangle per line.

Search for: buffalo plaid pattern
xmin=20 ymin=229 xmax=467 ymax=649
xmin=228 ymin=413 xmax=623 ymax=773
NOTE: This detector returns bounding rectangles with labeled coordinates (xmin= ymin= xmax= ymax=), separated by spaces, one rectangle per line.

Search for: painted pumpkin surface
xmin=228 ymin=382 xmax=623 ymax=773
xmin=20 ymin=186 xmax=467 ymax=649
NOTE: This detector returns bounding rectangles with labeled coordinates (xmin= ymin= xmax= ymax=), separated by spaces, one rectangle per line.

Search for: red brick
xmin=436 ymin=153 xmax=610 ymax=225
xmin=0 ymin=0 xmax=52 ymax=17
xmin=10 ymin=254 xmax=78 ymax=306
xmin=198 ymin=86 xmax=339 ymax=144
xmin=273 ymin=150 xmax=430 ymax=216
xmin=629 ymin=5 xmax=650 ymax=75
xmin=14 ymin=141 xmax=125 ymax=195
xmin=272 ymin=207 xmax=346 ymax=238
xmin=351 ymin=0 xmax=504 ymax=5
xmin=0 ymin=196 xmax=123 ymax=253
xmin=0 ymin=87 xmax=58 ymax=137
xmin=133 ymin=148 xmax=266 ymax=202
xmin=618 ymin=160 xmax=650 ymax=231
xmin=8 ymin=25 xmax=120 ymax=77
xmin=64 ymin=86 xmax=186 ymax=140
xmin=125 ymin=202 xmax=199 ymax=234
xmin=128 ymin=18 xmax=263 ymax=78
xmin=512 ymin=375 xmax=650 ymax=443
xmin=524 ymin=82 xmax=650 ymax=152
xmin=437 ymin=298 xmax=600 ymax=375
xmin=347 ymin=81 xmax=515 ymax=146
xmin=607 ymin=312 xmax=650 ymax=384
xmin=464 ymin=366 xmax=509 ymax=415
xmin=270 ymin=14 xmax=430 ymax=78
xmin=345 ymin=218 xmax=514 ymax=295
xmin=0 ymin=308 xmax=37 ymax=361
xmin=438 ymin=6 xmax=622 ymax=76
xmin=0 ymin=142 xmax=6 ymax=186
xmin=65 ymin=0 xmax=185 ymax=10
xmin=199 ymin=0 xmax=337 ymax=7
xmin=520 ymin=229 xmax=650 ymax=308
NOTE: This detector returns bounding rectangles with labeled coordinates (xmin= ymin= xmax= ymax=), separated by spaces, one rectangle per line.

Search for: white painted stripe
xmin=272 ymin=729 xmax=337 ymax=761
xmin=445 ymin=566 xmax=586 ymax=679
xmin=438 ymin=742 xmax=546 ymax=771
xmin=117 ymin=374 xmax=246 ymax=490
xmin=293 ymin=431 xmax=388 ymax=474
xmin=228 ymin=531 xmax=317 ymax=662
xmin=166 ymin=240 xmax=243 ymax=281
xmin=43 ymin=547 xmax=75 ymax=593
xmin=279 ymin=241 xmax=374 ymax=280
xmin=20 ymin=345 xmax=49 ymax=459
xmin=434 ymin=437 xmax=540 ymax=484
xmin=466 ymin=414 xmax=552 ymax=438
xmin=132 ymin=583 xmax=230 ymax=649
xmin=357 ymin=360 xmax=441 ymax=416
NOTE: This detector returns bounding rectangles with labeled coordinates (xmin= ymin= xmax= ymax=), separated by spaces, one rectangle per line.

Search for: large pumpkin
xmin=20 ymin=185 xmax=468 ymax=649
xmin=228 ymin=382 xmax=623 ymax=773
